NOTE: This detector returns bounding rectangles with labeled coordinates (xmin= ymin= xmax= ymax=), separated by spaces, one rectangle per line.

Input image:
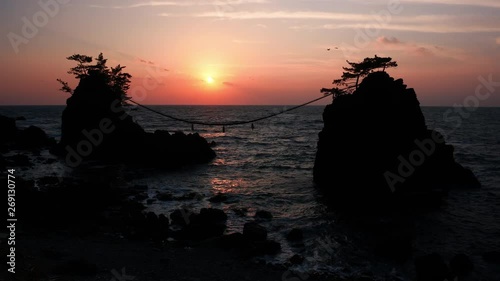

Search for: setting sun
xmin=205 ymin=76 xmax=215 ymax=84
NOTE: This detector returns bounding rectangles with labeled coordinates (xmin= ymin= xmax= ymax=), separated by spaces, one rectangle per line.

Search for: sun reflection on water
xmin=210 ymin=178 xmax=247 ymax=194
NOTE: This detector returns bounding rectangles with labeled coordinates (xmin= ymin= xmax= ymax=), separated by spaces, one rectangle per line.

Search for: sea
xmin=1 ymin=105 xmax=499 ymax=280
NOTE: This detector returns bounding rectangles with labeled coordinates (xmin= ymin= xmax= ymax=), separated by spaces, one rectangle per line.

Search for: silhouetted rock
xmin=450 ymin=253 xmax=474 ymax=276
xmin=209 ymin=192 xmax=228 ymax=203
xmin=252 ymin=240 xmax=281 ymax=256
xmin=221 ymin=232 xmax=247 ymax=249
xmin=172 ymin=208 xmax=227 ymax=241
xmin=170 ymin=208 xmax=191 ymax=226
xmin=57 ymin=72 xmax=215 ymax=167
xmin=5 ymin=154 xmax=32 ymax=167
xmin=290 ymin=254 xmax=305 ymax=265
xmin=0 ymin=115 xmax=17 ymax=143
xmin=286 ymin=228 xmax=304 ymax=242
xmin=415 ymin=253 xmax=450 ymax=281
xmin=254 ymin=210 xmax=273 ymax=220
xmin=314 ymin=71 xmax=480 ymax=207
xmin=17 ymin=125 xmax=56 ymax=148
xmin=156 ymin=191 xmax=174 ymax=201
xmin=243 ymin=222 xmax=267 ymax=242
xmin=0 ymin=115 xmax=55 ymax=149
xmin=482 ymin=251 xmax=500 ymax=263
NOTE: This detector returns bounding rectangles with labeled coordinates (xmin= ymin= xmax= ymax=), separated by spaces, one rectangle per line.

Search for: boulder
xmin=414 ymin=253 xmax=450 ymax=281
xmin=243 ymin=222 xmax=267 ymax=242
xmin=450 ymin=253 xmax=474 ymax=276
xmin=314 ymin=71 xmax=480 ymax=207
xmin=254 ymin=210 xmax=273 ymax=220
xmin=57 ymin=72 xmax=215 ymax=167
xmin=173 ymin=208 xmax=227 ymax=241
xmin=0 ymin=115 xmax=17 ymax=143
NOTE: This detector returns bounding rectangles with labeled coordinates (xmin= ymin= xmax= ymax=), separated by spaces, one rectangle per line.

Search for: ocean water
xmin=1 ymin=105 xmax=499 ymax=280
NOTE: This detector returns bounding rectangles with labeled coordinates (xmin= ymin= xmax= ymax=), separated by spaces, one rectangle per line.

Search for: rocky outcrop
xmin=57 ymin=71 xmax=215 ymax=167
xmin=0 ymin=114 xmax=56 ymax=150
xmin=314 ymin=71 xmax=479 ymax=206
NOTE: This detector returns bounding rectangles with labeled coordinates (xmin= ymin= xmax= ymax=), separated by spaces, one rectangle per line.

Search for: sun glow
xmin=205 ymin=76 xmax=215 ymax=84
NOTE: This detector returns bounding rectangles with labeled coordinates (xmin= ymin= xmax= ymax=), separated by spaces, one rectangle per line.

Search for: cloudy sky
xmin=1 ymin=0 xmax=499 ymax=105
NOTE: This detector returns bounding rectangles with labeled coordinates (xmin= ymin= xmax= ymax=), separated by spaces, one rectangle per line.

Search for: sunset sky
xmin=1 ymin=0 xmax=499 ymax=105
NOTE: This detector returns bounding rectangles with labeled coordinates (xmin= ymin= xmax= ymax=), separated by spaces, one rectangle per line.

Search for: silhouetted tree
xmin=335 ymin=55 xmax=397 ymax=89
xmin=57 ymin=53 xmax=132 ymax=103
xmin=321 ymin=55 xmax=397 ymax=97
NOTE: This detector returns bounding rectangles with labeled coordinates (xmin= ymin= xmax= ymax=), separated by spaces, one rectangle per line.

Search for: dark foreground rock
xmin=0 ymin=114 xmax=56 ymax=150
xmin=56 ymin=72 xmax=215 ymax=167
xmin=314 ymin=71 xmax=480 ymax=208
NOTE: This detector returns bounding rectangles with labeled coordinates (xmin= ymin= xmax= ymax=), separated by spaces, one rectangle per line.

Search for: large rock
xmin=57 ymin=71 xmax=215 ymax=167
xmin=313 ymin=71 xmax=480 ymax=207
xmin=0 ymin=115 xmax=55 ymax=149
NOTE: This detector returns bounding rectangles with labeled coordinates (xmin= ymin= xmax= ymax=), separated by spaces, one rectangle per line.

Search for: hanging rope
xmin=128 ymin=92 xmax=334 ymax=127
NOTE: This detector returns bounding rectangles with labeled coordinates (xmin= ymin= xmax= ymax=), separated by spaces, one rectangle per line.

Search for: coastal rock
xmin=0 ymin=115 xmax=55 ymax=149
xmin=314 ymin=71 xmax=480 ymax=207
xmin=482 ymin=251 xmax=500 ymax=263
xmin=254 ymin=210 xmax=273 ymax=220
xmin=221 ymin=232 xmax=247 ymax=249
xmin=251 ymin=240 xmax=281 ymax=256
xmin=415 ymin=253 xmax=450 ymax=281
xmin=57 ymin=72 xmax=215 ymax=167
xmin=209 ymin=193 xmax=228 ymax=203
xmin=450 ymin=253 xmax=474 ymax=276
xmin=170 ymin=209 xmax=191 ymax=226
xmin=174 ymin=208 xmax=228 ymax=241
xmin=286 ymin=228 xmax=304 ymax=242
xmin=0 ymin=115 xmax=17 ymax=143
xmin=289 ymin=254 xmax=305 ymax=265
xmin=243 ymin=222 xmax=267 ymax=242
xmin=17 ymin=125 xmax=56 ymax=148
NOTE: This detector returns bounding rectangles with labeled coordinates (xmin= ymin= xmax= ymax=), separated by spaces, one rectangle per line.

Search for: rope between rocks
xmin=128 ymin=92 xmax=334 ymax=127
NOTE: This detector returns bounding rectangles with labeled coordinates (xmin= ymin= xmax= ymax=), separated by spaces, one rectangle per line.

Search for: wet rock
xmin=290 ymin=254 xmax=304 ymax=265
xmin=286 ymin=228 xmax=304 ymax=242
xmin=252 ymin=240 xmax=281 ymax=256
xmin=482 ymin=251 xmax=500 ymax=263
xmin=192 ymin=208 xmax=227 ymax=224
xmin=18 ymin=125 xmax=56 ymax=148
xmin=38 ymin=176 xmax=61 ymax=186
xmin=156 ymin=192 xmax=174 ymax=201
xmin=170 ymin=209 xmax=192 ymax=226
xmin=243 ymin=222 xmax=267 ymax=242
xmin=450 ymin=253 xmax=473 ymax=276
xmin=254 ymin=210 xmax=273 ymax=220
xmin=0 ymin=115 xmax=17 ymax=143
xmin=6 ymin=154 xmax=32 ymax=167
xmin=415 ymin=253 xmax=450 ymax=281
xmin=177 ymin=192 xmax=202 ymax=201
xmin=209 ymin=192 xmax=228 ymax=203
xmin=221 ymin=232 xmax=247 ymax=249
xmin=53 ymin=258 xmax=98 ymax=276
xmin=233 ymin=208 xmax=248 ymax=217
xmin=176 ymin=208 xmax=227 ymax=241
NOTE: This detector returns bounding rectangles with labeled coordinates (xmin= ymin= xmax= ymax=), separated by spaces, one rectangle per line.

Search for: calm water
xmin=1 ymin=105 xmax=499 ymax=280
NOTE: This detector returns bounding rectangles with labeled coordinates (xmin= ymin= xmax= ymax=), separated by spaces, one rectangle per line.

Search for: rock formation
xmin=314 ymin=71 xmax=479 ymax=207
xmin=57 ymin=70 xmax=215 ymax=167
